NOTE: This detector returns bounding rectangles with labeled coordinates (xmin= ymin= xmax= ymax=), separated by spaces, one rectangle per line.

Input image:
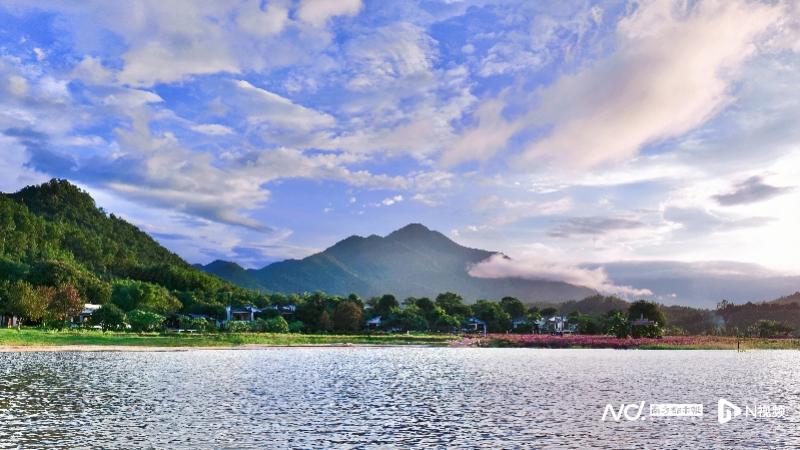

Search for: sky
xmin=1 ymin=0 xmax=800 ymax=294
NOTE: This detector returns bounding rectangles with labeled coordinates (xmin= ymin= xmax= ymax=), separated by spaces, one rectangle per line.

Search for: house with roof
xmin=535 ymin=315 xmax=577 ymax=335
xmin=225 ymin=304 xmax=297 ymax=322
xmin=366 ymin=316 xmax=382 ymax=329
xmin=463 ymin=317 xmax=487 ymax=335
xmin=72 ymin=304 xmax=101 ymax=325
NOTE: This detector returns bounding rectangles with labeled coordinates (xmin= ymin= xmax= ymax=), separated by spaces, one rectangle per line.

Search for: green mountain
xmin=0 ymin=179 xmax=255 ymax=317
xmin=201 ymin=223 xmax=595 ymax=302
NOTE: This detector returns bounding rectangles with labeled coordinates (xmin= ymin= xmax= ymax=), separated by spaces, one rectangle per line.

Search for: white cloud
xmin=345 ymin=22 xmax=436 ymax=91
xmin=296 ymin=0 xmax=362 ymax=27
xmin=381 ymin=195 xmax=404 ymax=206
xmin=71 ymin=56 xmax=113 ymax=84
xmin=190 ymin=123 xmax=234 ymax=136
xmin=469 ymin=254 xmax=653 ymax=298
xmin=234 ymin=79 xmax=335 ymax=132
xmin=236 ymin=0 xmax=289 ymax=37
xmin=516 ymin=0 xmax=783 ymax=169
xmin=441 ymin=96 xmax=521 ymax=166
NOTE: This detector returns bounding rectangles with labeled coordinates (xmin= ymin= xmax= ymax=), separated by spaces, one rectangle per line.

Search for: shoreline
xmin=3 ymin=329 xmax=799 ymax=351
xmin=0 ymin=343 xmax=444 ymax=352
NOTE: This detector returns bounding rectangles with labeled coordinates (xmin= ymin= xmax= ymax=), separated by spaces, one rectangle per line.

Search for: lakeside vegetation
xmin=1 ymin=180 xmax=799 ymax=351
xmin=0 ymin=328 xmax=455 ymax=348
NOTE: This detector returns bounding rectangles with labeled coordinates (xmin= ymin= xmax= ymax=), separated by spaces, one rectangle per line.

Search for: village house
xmin=463 ymin=317 xmax=487 ymax=335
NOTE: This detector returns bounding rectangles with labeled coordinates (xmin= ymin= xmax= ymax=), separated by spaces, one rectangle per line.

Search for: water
xmin=0 ymin=348 xmax=798 ymax=449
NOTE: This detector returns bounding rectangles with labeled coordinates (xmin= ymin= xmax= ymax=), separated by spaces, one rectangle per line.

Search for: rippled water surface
xmin=0 ymin=348 xmax=799 ymax=449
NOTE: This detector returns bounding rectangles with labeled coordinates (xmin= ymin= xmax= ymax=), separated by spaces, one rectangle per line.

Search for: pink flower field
xmin=455 ymin=334 xmax=798 ymax=350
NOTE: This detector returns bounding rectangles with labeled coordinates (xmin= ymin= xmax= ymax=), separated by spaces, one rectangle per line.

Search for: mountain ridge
xmin=201 ymin=223 xmax=594 ymax=302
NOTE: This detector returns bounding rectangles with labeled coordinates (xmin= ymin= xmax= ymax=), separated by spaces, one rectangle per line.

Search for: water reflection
xmin=0 ymin=349 xmax=798 ymax=448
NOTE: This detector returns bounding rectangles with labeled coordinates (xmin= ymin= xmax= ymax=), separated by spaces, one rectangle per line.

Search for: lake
xmin=0 ymin=348 xmax=798 ymax=449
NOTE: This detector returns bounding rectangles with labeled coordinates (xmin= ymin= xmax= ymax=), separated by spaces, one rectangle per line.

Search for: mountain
xmin=769 ymin=291 xmax=800 ymax=305
xmin=0 ymin=179 xmax=241 ymax=313
xmin=201 ymin=223 xmax=594 ymax=302
xmin=594 ymin=261 xmax=800 ymax=308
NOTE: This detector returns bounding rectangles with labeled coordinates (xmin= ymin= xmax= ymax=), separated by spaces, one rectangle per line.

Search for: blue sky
xmin=1 ymin=0 xmax=800 ymax=295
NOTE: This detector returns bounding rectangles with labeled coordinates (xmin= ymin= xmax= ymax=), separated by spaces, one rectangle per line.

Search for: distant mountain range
xmin=199 ymin=224 xmax=800 ymax=308
xmin=198 ymin=223 xmax=594 ymax=302
xmin=593 ymin=261 xmax=800 ymax=308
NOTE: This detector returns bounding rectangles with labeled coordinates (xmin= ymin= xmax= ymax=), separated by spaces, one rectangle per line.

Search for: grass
xmin=0 ymin=328 xmax=457 ymax=348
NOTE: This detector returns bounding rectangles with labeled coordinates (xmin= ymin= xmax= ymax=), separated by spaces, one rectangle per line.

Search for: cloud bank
xmin=468 ymin=254 xmax=653 ymax=298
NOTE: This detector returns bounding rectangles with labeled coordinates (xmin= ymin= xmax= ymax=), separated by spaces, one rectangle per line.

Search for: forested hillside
xmin=0 ymin=179 xmax=263 ymax=322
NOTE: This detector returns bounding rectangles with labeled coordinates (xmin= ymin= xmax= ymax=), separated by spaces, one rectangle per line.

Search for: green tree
xmin=540 ymin=306 xmax=558 ymax=317
xmin=472 ymin=300 xmax=512 ymax=333
xmin=628 ymin=300 xmax=666 ymax=325
xmin=387 ymin=304 xmax=428 ymax=331
xmin=265 ymin=316 xmax=290 ymax=333
xmin=91 ymin=304 xmax=126 ymax=331
xmin=6 ymin=280 xmax=50 ymax=323
xmin=111 ymin=280 xmax=181 ymax=315
xmin=374 ymin=294 xmax=400 ymax=317
xmin=435 ymin=292 xmax=471 ymax=318
xmin=606 ymin=311 xmax=630 ymax=339
xmin=127 ymin=310 xmax=165 ymax=332
xmin=333 ymin=300 xmax=364 ymax=332
xmin=500 ymin=297 xmax=526 ymax=319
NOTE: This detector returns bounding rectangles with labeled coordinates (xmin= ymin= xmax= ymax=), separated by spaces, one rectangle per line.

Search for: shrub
xmin=127 ymin=309 xmax=165 ymax=332
xmin=226 ymin=320 xmax=251 ymax=332
xmin=91 ymin=304 xmax=126 ymax=331
xmin=265 ymin=316 xmax=289 ymax=333
xmin=288 ymin=320 xmax=305 ymax=333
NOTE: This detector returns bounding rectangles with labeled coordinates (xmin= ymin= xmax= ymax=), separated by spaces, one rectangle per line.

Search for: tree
xmin=628 ymin=300 xmax=667 ymax=326
xmin=472 ymin=300 xmax=512 ymax=333
xmin=333 ymin=301 xmax=364 ymax=332
xmin=540 ymin=306 xmax=558 ymax=317
xmin=6 ymin=280 xmax=50 ymax=323
xmin=374 ymin=294 xmax=400 ymax=317
xmin=500 ymin=297 xmax=526 ymax=319
xmin=127 ymin=310 xmax=165 ymax=332
xmin=435 ymin=292 xmax=471 ymax=318
xmin=318 ymin=310 xmax=333 ymax=332
xmin=91 ymin=304 xmax=126 ymax=331
xmin=48 ymin=284 xmax=84 ymax=329
xmin=111 ymin=280 xmax=181 ymax=315
xmin=387 ymin=304 xmax=428 ymax=331
xmin=265 ymin=316 xmax=290 ymax=333
xmin=606 ymin=311 xmax=630 ymax=339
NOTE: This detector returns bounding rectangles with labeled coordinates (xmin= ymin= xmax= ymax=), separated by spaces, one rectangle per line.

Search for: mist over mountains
xmin=199 ymin=224 xmax=594 ymax=303
xmin=200 ymin=224 xmax=800 ymax=308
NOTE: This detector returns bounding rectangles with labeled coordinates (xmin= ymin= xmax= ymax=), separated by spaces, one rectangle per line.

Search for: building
xmin=226 ymin=305 xmax=260 ymax=322
xmin=225 ymin=304 xmax=297 ymax=322
xmin=631 ymin=313 xmax=656 ymax=327
xmin=73 ymin=304 xmax=102 ymax=324
xmin=464 ymin=317 xmax=487 ymax=335
xmin=535 ymin=315 xmax=577 ymax=335
xmin=366 ymin=316 xmax=382 ymax=329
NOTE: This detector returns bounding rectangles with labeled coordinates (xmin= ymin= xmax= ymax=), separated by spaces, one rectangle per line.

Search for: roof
xmin=81 ymin=304 xmax=102 ymax=314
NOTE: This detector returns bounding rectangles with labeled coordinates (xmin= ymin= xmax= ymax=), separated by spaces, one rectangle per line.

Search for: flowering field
xmin=456 ymin=334 xmax=800 ymax=350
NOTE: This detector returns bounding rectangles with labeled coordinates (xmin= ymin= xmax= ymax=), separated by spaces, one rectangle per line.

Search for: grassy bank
xmin=0 ymin=328 xmax=457 ymax=348
xmin=466 ymin=334 xmax=800 ymax=350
